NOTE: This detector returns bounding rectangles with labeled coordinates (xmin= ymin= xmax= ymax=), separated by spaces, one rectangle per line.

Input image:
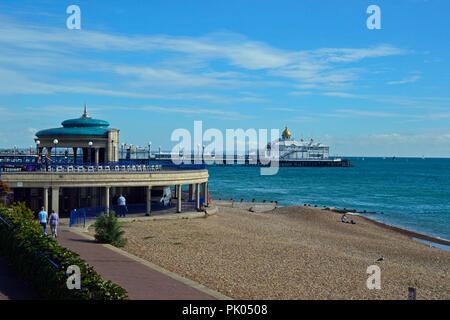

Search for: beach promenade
xmin=56 ymin=227 xmax=226 ymax=300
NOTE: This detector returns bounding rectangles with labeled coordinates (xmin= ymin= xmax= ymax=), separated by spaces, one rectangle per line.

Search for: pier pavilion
xmin=1 ymin=106 xmax=209 ymax=216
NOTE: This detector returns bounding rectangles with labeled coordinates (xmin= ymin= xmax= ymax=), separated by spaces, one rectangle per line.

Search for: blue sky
xmin=0 ymin=0 xmax=449 ymax=157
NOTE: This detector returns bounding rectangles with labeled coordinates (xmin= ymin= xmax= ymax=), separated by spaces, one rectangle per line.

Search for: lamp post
xmin=148 ymin=142 xmax=152 ymax=165
xmin=36 ymin=140 xmax=40 ymax=156
xmin=88 ymin=141 xmax=93 ymax=164
xmin=13 ymin=145 xmax=16 ymax=161
xmin=36 ymin=140 xmax=40 ymax=167
xmin=53 ymin=139 xmax=58 ymax=167
xmin=158 ymin=145 xmax=161 ymax=156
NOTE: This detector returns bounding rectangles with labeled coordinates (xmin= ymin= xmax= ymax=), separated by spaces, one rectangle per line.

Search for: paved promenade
xmin=56 ymin=228 xmax=224 ymax=300
xmin=0 ymin=253 xmax=38 ymax=300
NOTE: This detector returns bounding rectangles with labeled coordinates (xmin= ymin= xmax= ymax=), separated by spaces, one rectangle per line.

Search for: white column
xmin=105 ymin=186 xmax=110 ymax=215
xmin=146 ymin=186 xmax=152 ymax=215
xmin=177 ymin=185 xmax=182 ymax=213
xmin=43 ymin=187 xmax=49 ymax=212
xmin=196 ymin=183 xmax=200 ymax=210
xmin=51 ymin=187 xmax=59 ymax=214
xmin=95 ymin=148 xmax=99 ymax=164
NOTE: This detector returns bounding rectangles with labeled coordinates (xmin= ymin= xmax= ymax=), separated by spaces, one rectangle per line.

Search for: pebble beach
xmin=98 ymin=204 xmax=450 ymax=300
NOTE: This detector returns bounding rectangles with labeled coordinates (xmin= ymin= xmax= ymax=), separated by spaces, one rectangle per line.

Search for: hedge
xmin=0 ymin=205 xmax=128 ymax=300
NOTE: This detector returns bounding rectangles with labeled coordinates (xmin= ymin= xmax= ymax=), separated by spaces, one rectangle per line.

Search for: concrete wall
xmin=2 ymin=170 xmax=209 ymax=189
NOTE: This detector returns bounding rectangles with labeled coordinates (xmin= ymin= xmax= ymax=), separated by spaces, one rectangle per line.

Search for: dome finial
xmin=82 ymin=103 xmax=91 ymax=118
xmin=282 ymin=125 xmax=291 ymax=138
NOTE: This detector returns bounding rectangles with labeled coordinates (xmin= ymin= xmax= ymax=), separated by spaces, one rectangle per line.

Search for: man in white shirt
xmin=117 ymin=194 xmax=127 ymax=217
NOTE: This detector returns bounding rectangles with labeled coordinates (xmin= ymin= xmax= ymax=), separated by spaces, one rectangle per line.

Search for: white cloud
xmin=322 ymin=92 xmax=366 ymax=99
xmin=24 ymin=104 xmax=253 ymax=121
xmin=313 ymin=45 xmax=408 ymax=63
xmin=321 ymin=108 xmax=450 ymax=121
xmin=320 ymin=132 xmax=450 ymax=157
xmin=387 ymin=75 xmax=421 ymax=85
xmin=334 ymin=109 xmax=402 ymax=118
xmin=138 ymin=105 xmax=251 ymax=120
xmin=288 ymin=91 xmax=313 ymax=96
xmin=0 ymin=15 xmax=409 ymax=98
xmin=265 ymin=107 xmax=298 ymax=112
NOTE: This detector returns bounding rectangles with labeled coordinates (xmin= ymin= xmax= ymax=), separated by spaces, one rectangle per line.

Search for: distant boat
xmin=392 ymin=156 xmax=396 ymax=160
xmin=422 ymin=155 xmax=425 ymax=160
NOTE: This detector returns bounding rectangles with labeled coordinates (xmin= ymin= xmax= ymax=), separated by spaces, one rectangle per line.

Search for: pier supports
xmin=146 ymin=186 xmax=152 ymax=215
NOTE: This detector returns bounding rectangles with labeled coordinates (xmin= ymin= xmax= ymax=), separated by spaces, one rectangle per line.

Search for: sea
xmin=207 ymin=157 xmax=450 ymax=242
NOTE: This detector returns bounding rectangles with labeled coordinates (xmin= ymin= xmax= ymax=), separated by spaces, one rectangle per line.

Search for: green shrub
xmin=94 ymin=211 xmax=127 ymax=247
xmin=0 ymin=206 xmax=128 ymax=300
xmin=10 ymin=201 xmax=35 ymax=220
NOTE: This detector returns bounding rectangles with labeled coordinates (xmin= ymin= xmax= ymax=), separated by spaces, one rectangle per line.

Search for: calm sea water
xmin=207 ymin=157 xmax=450 ymax=241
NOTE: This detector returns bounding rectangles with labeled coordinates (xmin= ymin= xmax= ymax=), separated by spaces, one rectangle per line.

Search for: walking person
xmin=38 ymin=207 xmax=48 ymax=234
xmin=118 ymin=194 xmax=127 ymax=217
xmin=49 ymin=210 xmax=59 ymax=238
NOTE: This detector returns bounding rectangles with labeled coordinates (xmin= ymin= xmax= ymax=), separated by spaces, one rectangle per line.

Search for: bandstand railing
xmin=0 ymin=160 xmax=206 ymax=173
xmin=69 ymin=202 xmax=173 ymax=227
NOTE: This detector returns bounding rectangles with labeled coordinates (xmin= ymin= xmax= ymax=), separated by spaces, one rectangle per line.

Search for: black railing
xmin=69 ymin=202 xmax=174 ymax=227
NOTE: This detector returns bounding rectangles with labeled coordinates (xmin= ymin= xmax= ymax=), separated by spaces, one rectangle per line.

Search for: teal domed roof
xmin=62 ymin=117 xmax=109 ymax=128
xmin=36 ymin=105 xmax=110 ymax=137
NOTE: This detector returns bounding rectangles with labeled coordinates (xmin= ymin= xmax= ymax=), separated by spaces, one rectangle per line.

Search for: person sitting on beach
xmin=341 ymin=214 xmax=355 ymax=224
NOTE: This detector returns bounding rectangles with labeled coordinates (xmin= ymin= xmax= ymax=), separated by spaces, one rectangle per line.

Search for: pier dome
xmin=282 ymin=126 xmax=291 ymax=139
xmin=36 ymin=105 xmax=110 ymax=137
